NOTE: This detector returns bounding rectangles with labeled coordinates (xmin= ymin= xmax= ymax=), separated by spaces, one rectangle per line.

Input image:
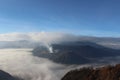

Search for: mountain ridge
xmin=62 ymin=64 xmax=120 ymax=80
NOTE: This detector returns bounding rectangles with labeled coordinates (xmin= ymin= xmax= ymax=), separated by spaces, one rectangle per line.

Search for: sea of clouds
xmin=0 ymin=32 xmax=90 ymax=80
xmin=0 ymin=49 xmax=92 ymax=80
xmin=0 ymin=32 xmax=120 ymax=80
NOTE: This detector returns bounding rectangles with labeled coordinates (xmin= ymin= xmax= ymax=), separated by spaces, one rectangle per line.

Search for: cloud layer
xmin=0 ymin=32 xmax=120 ymax=80
xmin=0 ymin=49 xmax=119 ymax=80
xmin=1 ymin=32 xmax=120 ymax=50
xmin=0 ymin=32 xmax=79 ymax=44
xmin=0 ymin=49 xmax=61 ymax=80
xmin=0 ymin=49 xmax=80 ymax=80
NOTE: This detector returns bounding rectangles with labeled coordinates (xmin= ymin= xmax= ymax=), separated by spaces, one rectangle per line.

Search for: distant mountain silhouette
xmin=62 ymin=64 xmax=120 ymax=80
xmin=32 ymin=41 xmax=120 ymax=64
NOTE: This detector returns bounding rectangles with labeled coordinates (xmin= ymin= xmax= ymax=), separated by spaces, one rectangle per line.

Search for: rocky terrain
xmin=62 ymin=64 xmax=120 ymax=80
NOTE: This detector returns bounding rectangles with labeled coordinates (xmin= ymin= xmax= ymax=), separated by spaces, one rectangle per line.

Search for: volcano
xmin=32 ymin=41 xmax=120 ymax=64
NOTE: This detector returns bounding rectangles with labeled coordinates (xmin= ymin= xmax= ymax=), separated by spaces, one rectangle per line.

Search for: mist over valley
xmin=0 ymin=33 xmax=120 ymax=80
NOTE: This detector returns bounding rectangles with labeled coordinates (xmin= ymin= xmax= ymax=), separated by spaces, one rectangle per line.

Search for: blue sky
xmin=0 ymin=0 xmax=120 ymax=37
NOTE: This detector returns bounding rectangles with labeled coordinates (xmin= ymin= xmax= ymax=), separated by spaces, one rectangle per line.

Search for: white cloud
xmin=0 ymin=49 xmax=116 ymax=80
xmin=0 ymin=33 xmax=31 ymax=41
xmin=0 ymin=49 xmax=76 ymax=80
xmin=0 ymin=32 xmax=79 ymax=44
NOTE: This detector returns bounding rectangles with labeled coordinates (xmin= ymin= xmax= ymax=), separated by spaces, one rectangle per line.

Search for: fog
xmin=0 ymin=32 xmax=120 ymax=80
xmin=0 ymin=49 xmax=119 ymax=80
xmin=0 ymin=32 xmax=120 ymax=49
xmin=0 ymin=32 xmax=79 ymax=43
xmin=0 ymin=49 xmax=87 ymax=80
xmin=0 ymin=32 xmax=80 ymax=50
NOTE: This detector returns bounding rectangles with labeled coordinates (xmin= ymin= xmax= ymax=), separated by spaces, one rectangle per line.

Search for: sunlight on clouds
xmin=0 ymin=32 xmax=79 ymax=43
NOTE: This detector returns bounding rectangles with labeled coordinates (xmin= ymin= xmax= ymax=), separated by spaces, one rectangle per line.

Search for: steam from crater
xmin=45 ymin=44 xmax=54 ymax=53
xmin=48 ymin=46 xmax=53 ymax=53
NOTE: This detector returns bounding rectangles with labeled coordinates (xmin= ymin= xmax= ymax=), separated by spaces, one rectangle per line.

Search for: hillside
xmin=62 ymin=64 xmax=120 ymax=80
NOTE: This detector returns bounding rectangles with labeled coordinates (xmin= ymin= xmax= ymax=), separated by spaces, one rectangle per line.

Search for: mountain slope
xmin=32 ymin=41 xmax=120 ymax=64
xmin=0 ymin=70 xmax=16 ymax=80
xmin=62 ymin=64 xmax=120 ymax=80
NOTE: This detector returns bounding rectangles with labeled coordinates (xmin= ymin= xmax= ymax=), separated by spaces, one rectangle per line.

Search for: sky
xmin=0 ymin=0 xmax=120 ymax=37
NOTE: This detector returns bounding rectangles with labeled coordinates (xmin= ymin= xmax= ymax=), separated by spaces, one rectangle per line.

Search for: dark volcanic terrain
xmin=32 ymin=41 xmax=120 ymax=64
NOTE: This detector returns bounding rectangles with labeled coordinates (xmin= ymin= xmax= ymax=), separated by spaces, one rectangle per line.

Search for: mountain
xmin=62 ymin=64 xmax=120 ymax=80
xmin=32 ymin=41 xmax=120 ymax=64
xmin=0 ymin=70 xmax=17 ymax=80
xmin=78 ymin=36 xmax=120 ymax=49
